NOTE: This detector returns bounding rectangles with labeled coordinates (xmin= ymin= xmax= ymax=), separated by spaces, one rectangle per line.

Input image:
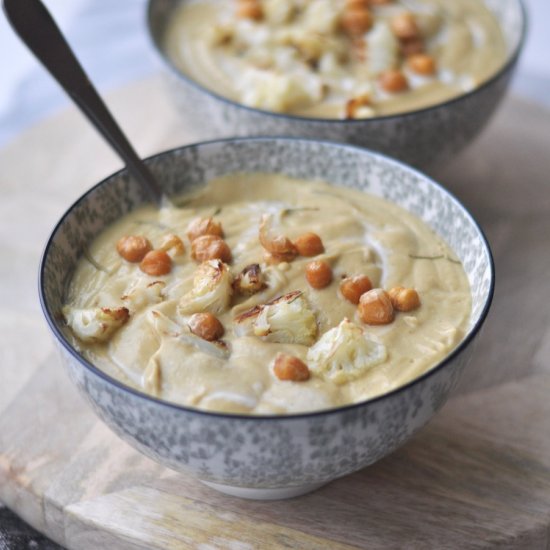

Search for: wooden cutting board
xmin=1 ymin=74 xmax=550 ymax=549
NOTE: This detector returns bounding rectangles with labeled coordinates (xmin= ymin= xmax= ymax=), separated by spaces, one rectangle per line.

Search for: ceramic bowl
xmin=39 ymin=138 xmax=494 ymax=500
xmin=146 ymin=0 xmax=526 ymax=170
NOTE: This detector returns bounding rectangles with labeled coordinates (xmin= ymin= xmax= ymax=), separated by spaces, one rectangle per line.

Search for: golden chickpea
xmin=139 ymin=250 xmax=172 ymax=276
xmin=273 ymin=353 xmax=310 ymax=382
xmin=188 ymin=312 xmax=224 ymax=341
xmin=116 ymin=235 xmax=152 ymax=263
xmin=305 ymin=260 xmax=333 ymax=289
xmin=340 ymin=275 xmax=373 ymax=304
xmin=236 ymin=0 xmax=263 ymax=20
xmin=358 ymin=289 xmax=394 ymax=325
xmin=294 ymin=232 xmax=325 ymax=257
xmin=379 ymin=70 xmax=409 ymax=93
xmin=186 ymin=217 xmax=224 ymax=242
xmin=388 ymin=286 xmax=421 ymax=312
xmin=159 ymin=234 xmax=185 ymax=256
xmin=407 ymin=53 xmax=436 ymax=75
xmin=390 ymin=12 xmax=420 ymax=40
xmin=345 ymin=94 xmax=372 ymax=118
xmin=346 ymin=0 xmax=369 ymax=8
xmin=191 ymin=235 xmax=232 ymax=263
xmin=400 ymin=37 xmax=425 ymax=57
xmin=341 ymin=8 xmax=373 ymax=36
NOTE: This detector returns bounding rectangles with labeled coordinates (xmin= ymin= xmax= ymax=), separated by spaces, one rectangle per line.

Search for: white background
xmin=0 ymin=0 xmax=548 ymax=146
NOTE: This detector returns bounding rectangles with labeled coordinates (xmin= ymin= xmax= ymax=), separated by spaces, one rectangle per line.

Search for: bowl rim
xmin=38 ymin=136 xmax=495 ymax=421
xmin=145 ymin=0 xmax=528 ymax=124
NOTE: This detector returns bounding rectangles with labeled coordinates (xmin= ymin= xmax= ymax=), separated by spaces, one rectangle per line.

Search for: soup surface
xmin=63 ymin=174 xmax=471 ymax=414
xmin=164 ymin=0 xmax=507 ymax=118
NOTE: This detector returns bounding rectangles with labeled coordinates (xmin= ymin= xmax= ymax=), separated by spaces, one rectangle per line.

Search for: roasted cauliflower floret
xmin=178 ymin=260 xmax=233 ymax=315
xmin=367 ymin=21 xmax=399 ymax=76
xmin=234 ymin=263 xmax=267 ymax=295
xmin=301 ymin=0 xmax=339 ymax=35
xmin=121 ymin=279 xmax=166 ymax=312
xmin=238 ymin=68 xmax=323 ymax=112
xmin=263 ymin=0 xmax=296 ymax=25
xmin=253 ymin=291 xmax=317 ymax=345
xmin=63 ymin=306 xmax=129 ymax=343
xmin=307 ymin=319 xmax=387 ymax=384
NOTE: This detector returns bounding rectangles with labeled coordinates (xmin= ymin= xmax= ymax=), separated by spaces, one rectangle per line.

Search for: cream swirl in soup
xmin=163 ymin=0 xmax=507 ymax=118
xmin=63 ymin=174 xmax=471 ymax=414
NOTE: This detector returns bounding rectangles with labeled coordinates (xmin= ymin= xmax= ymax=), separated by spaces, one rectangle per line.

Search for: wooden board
xmin=1 ymin=74 xmax=550 ymax=549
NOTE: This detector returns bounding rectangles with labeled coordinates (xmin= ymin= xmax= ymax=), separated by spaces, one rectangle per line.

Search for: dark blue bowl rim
xmin=145 ymin=0 xmax=528 ymax=124
xmin=38 ymin=136 xmax=495 ymax=421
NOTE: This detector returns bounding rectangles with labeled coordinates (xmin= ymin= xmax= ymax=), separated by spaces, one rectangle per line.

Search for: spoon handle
xmin=3 ymin=0 xmax=164 ymax=203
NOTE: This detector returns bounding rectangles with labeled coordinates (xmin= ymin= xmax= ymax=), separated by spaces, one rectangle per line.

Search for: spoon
xmin=3 ymin=0 xmax=165 ymax=204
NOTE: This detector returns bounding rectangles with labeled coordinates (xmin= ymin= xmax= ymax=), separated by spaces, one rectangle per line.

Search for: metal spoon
xmin=3 ymin=0 xmax=164 ymax=204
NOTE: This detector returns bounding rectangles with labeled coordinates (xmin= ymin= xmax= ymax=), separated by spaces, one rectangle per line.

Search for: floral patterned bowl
xmin=39 ymin=138 xmax=494 ymax=500
xmin=147 ymin=0 xmax=526 ymax=170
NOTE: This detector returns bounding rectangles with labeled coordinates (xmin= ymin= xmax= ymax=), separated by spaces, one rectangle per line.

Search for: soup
xmin=63 ymin=174 xmax=471 ymax=414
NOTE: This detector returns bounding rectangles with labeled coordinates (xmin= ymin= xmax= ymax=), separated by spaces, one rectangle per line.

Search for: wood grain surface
xmin=0 ymin=74 xmax=549 ymax=549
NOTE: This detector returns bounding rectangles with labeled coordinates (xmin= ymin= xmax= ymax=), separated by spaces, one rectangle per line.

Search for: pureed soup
xmin=164 ymin=0 xmax=507 ymax=118
xmin=62 ymin=174 xmax=471 ymax=414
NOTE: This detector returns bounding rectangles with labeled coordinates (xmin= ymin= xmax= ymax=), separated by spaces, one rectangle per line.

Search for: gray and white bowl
xmin=147 ymin=0 xmax=527 ymax=170
xmin=39 ymin=138 xmax=494 ymax=500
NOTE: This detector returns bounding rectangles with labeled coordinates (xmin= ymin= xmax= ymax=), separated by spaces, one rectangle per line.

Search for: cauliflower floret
xmin=238 ymin=68 xmax=323 ymax=112
xmin=253 ymin=291 xmax=317 ymax=345
xmin=307 ymin=319 xmax=387 ymax=384
xmin=234 ymin=263 xmax=267 ymax=296
xmin=263 ymin=0 xmax=296 ymax=25
xmin=63 ymin=306 xmax=129 ymax=343
xmin=301 ymin=0 xmax=339 ymax=35
xmin=366 ymin=21 xmax=399 ymax=75
xmin=178 ymin=260 xmax=233 ymax=315
xmin=121 ymin=279 xmax=166 ymax=312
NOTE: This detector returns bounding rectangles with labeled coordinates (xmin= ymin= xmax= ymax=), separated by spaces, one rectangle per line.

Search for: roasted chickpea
xmin=340 ymin=275 xmax=373 ymax=304
xmin=116 ymin=235 xmax=152 ymax=263
xmin=294 ymin=232 xmax=324 ymax=257
xmin=305 ymin=260 xmax=333 ymax=289
xmin=358 ymin=289 xmax=394 ymax=325
xmin=388 ymin=286 xmax=421 ymax=312
xmin=159 ymin=234 xmax=185 ymax=256
xmin=140 ymin=250 xmax=172 ymax=276
xmin=345 ymin=94 xmax=372 ymax=118
xmin=390 ymin=12 xmax=419 ymax=40
xmin=188 ymin=312 xmax=224 ymax=341
xmin=273 ymin=353 xmax=310 ymax=382
xmin=341 ymin=8 xmax=373 ymax=36
xmin=407 ymin=53 xmax=436 ymax=75
xmin=236 ymin=0 xmax=263 ymax=20
xmin=345 ymin=0 xmax=369 ymax=8
xmin=191 ymin=235 xmax=232 ymax=263
xmin=400 ymin=37 xmax=425 ymax=57
xmin=379 ymin=70 xmax=409 ymax=93
xmin=186 ymin=217 xmax=224 ymax=242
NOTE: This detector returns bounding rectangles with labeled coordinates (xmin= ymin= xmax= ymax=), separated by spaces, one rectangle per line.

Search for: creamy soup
xmin=164 ymin=0 xmax=507 ymax=118
xmin=63 ymin=174 xmax=471 ymax=414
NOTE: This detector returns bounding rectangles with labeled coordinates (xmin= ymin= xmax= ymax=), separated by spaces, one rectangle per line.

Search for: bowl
xmin=147 ymin=0 xmax=527 ymax=170
xmin=39 ymin=138 xmax=494 ymax=500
